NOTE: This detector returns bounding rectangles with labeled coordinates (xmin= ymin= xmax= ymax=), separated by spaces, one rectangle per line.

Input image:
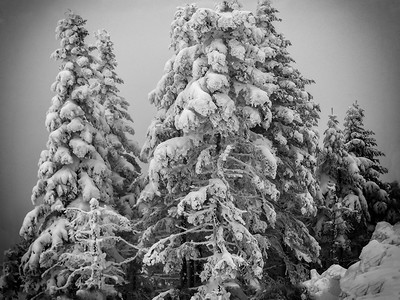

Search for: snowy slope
xmin=304 ymin=221 xmax=400 ymax=300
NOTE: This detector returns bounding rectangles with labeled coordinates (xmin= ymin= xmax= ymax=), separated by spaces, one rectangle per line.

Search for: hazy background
xmin=0 ymin=0 xmax=399 ymax=263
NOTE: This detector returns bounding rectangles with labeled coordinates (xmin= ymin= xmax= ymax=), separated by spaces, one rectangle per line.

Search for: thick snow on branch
xmin=69 ymin=137 xmax=95 ymax=158
xmin=19 ymin=206 xmax=46 ymax=238
xmin=60 ymin=101 xmax=85 ymax=120
xmin=53 ymin=146 xmax=74 ymax=165
xmin=253 ymin=138 xmax=277 ymax=179
xmin=22 ymin=218 xmax=69 ymax=271
xmin=78 ymin=171 xmax=100 ymax=202
xmin=47 ymin=166 xmax=77 ymax=191
xmin=174 ymin=108 xmax=199 ymax=133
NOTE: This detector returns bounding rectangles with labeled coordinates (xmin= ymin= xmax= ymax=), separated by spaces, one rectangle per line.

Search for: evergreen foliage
xmin=7 ymin=12 xmax=140 ymax=299
xmin=316 ymin=113 xmax=369 ymax=269
xmin=343 ymin=101 xmax=387 ymax=184
xmin=93 ymin=29 xmax=142 ymax=216
xmin=137 ymin=1 xmax=320 ymax=298
xmin=342 ymin=101 xmax=400 ymax=226
xmin=1 ymin=3 xmax=398 ymax=300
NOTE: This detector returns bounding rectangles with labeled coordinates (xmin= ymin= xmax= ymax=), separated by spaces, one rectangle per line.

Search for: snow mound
xmin=302 ymin=265 xmax=346 ymax=300
xmin=304 ymin=221 xmax=400 ymax=300
xmin=340 ymin=223 xmax=400 ymax=299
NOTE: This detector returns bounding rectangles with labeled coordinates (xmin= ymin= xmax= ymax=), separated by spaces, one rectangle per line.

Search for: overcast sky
xmin=0 ymin=0 xmax=399 ymax=262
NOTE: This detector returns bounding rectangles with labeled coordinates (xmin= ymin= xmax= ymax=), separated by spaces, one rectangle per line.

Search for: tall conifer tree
xmin=137 ymin=1 xmax=320 ymax=298
xmin=16 ymin=12 xmax=139 ymax=298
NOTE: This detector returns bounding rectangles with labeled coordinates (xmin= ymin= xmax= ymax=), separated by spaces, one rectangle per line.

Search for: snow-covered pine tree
xmin=319 ymin=113 xmax=353 ymax=195
xmin=343 ymin=101 xmax=388 ymax=184
xmin=316 ymin=112 xmax=369 ymax=268
xmin=254 ymin=0 xmax=322 ymax=287
xmin=17 ymin=12 xmax=137 ymax=299
xmin=93 ymin=29 xmax=141 ymax=217
xmin=137 ymin=1 xmax=320 ymax=298
xmin=343 ymin=101 xmax=396 ymax=225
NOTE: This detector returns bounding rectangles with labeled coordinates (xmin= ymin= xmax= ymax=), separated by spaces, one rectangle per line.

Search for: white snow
xmin=23 ymin=218 xmax=69 ymax=270
xmin=253 ymin=138 xmax=277 ymax=179
xmin=175 ymin=108 xmax=199 ymax=132
xmin=104 ymin=77 xmax=115 ymax=86
xmin=177 ymin=186 xmax=208 ymax=214
xmin=179 ymin=80 xmax=217 ymax=117
xmin=275 ymin=106 xmax=296 ymax=124
xmin=78 ymin=171 xmax=100 ymax=202
xmin=340 ymin=222 xmax=400 ymax=299
xmin=195 ymin=146 xmax=214 ymax=174
xmin=207 ymin=38 xmax=228 ymax=54
xmin=343 ymin=193 xmax=361 ymax=212
xmin=52 ymin=70 xmax=74 ymax=95
xmin=106 ymin=133 xmax=122 ymax=148
xmin=71 ymin=85 xmax=90 ymax=101
xmin=204 ymin=72 xmax=229 ymax=93
xmin=47 ymin=166 xmax=77 ymax=192
xmin=299 ymin=191 xmax=316 ymax=216
xmin=279 ymin=79 xmax=296 ymax=90
xmin=250 ymin=68 xmax=274 ymax=90
xmin=19 ymin=206 xmax=43 ymax=238
xmin=243 ymin=106 xmax=262 ymax=127
xmin=247 ymin=84 xmax=271 ymax=107
xmin=262 ymin=46 xmax=275 ymax=58
xmin=303 ymin=265 xmax=346 ymax=300
xmin=304 ymin=222 xmax=400 ymax=300
xmin=293 ymin=130 xmax=304 ymax=144
xmin=66 ymin=117 xmax=85 ymax=133
xmin=60 ymin=101 xmax=84 ymax=120
xmin=207 ymin=50 xmax=228 ymax=73
xmin=187 ymin=94 xmax=217 ymax=117
xmin=192 ymin=56 xmax=209 ymax=79
xmin=228 ymin=39 xmax=245 ymax=60
xmin=38 ymin=161 xmax=56 ymax=179
xmin=69 ymin=137 xmax=95 ymax=158
xmin=213 ymin=93 xmax=235 ymax=120
xmin=217 ymin=12 xmax=236 ymax=30
xmin=45 ymin=112 xmax=61 ymax=133
xmin=174 ymin=45 xmax=198 ymax=72
xmin=247 ymin=45 xmax=266 ymax=63
xmin=81 ymin=67 xmax=93 ymax=78
xmin=76 ymin=56 xmax=89 ymax=67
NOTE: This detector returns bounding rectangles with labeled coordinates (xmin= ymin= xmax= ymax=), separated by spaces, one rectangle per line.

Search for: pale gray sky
xmin=0 ymin=0 xmax=399 ymax=261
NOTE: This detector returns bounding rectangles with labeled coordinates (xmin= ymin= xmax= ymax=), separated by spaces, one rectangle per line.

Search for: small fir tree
xmin=343 ymin=101 xmax=387 ymax=183
xmin=137 ymin=1 xmax=320 ymax=299
xmin=343 ymin=101 xmax=395 ymax=225
xmin=316 ymin=112 xmax=369 ymax=268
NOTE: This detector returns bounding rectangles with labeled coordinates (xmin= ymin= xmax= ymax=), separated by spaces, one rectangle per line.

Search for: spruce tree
xmin=16 ymin=12 xmax=138 ymax=299
xmin=343 ymin=101 xmax=397 ymax=226
xmin=137 ymin=1 xmax=320 ymax=298
xmin=319 ymin=113 xmax=354 ymax=195
xmin=343 ymin=101 xmax=387 ymax=184
xmin=316 ymin=113 xmax=370 ymax=268
xmin=93 ymin=29 xmax=141 ymax=216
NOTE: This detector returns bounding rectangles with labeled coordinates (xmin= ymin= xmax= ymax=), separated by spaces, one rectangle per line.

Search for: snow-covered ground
xmin=304 ymin=221 xmax=400 ymax=299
